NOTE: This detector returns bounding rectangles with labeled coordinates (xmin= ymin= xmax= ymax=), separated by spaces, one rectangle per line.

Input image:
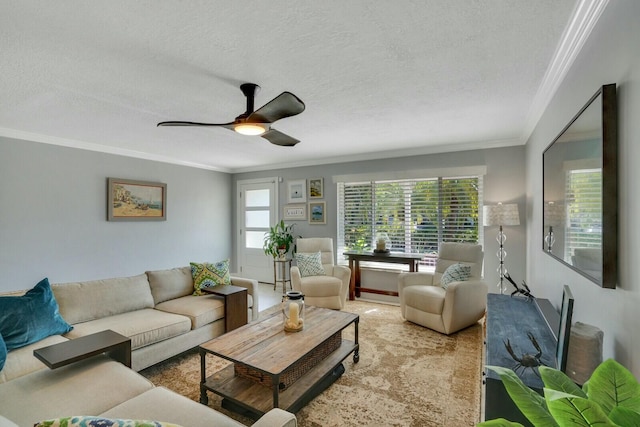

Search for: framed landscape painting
xmin=107 ymin=178 xmax=167 ymax=221
xmin=309 ymin=178 xmax=324 ymax=198
xmin=309 ymin=201 xmax=326 ymax=224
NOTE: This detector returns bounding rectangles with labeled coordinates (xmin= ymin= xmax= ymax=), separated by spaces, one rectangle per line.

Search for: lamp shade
xmin=483 ymin=203 xmax=520 ymax=227
xmin=544 ymin=201 xmax=565 ymax=226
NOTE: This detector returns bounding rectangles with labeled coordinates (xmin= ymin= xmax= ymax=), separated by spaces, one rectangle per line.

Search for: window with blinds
xmin=565 ymin=168 xmax=602 ymax=260
xmin=337 ymin=175 xmax=483 ymax=269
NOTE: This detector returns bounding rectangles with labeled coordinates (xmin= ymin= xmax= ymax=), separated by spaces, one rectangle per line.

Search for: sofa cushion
xmin=0 ymin=356 xmax=154 ymax=427
xmin=0 ymin=278 xmax=73 ymax=351
xmin=154 ymin=295 xmax=225 ymax=330
xmin=0 ymin=334 xmax=69 ymax=383
xmin=53 ymin=274 xmax=155 ymax=324
xmin=190 ymin=260 xmax=231 ymax=296
xmin=295 ymin=252 xmax=326 ymax=277
xmin=440 ymin=263 xmax=471 ymax=289
xmin=64 ymin=309 xmax=191 ymax=350
xmin=146 ymin=267 xmax=193 ymax=305
xmin=100 ymin=387 xmax=245 ymax=427
xmin=34 ymin=417 xmax=183 ymax=427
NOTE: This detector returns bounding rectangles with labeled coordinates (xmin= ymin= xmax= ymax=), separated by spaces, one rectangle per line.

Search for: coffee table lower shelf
xmin=201 ymin=339 xmax=356 ymax=418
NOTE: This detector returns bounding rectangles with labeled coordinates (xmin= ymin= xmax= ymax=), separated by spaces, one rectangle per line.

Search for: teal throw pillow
xmin=295 ymin=252 xmax=326 ymax=277
xmin=34 ymin=416 xmax=183 ymax=427
xmin=0 ymin=278 xmax=73 ymax=350
xmin=190 ymin=259 xmax=231 ymax=296
xmin=0 ymin=332 xmax=6 ymax=371
xmin=440 ymin=263 xmax=472 ymax=290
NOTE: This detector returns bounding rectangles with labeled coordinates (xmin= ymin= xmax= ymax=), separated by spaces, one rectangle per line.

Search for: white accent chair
xmin=397 ymin=242 xmax=488 ymax=335
xmin=290 ymin=238 xmax=351 ymax=310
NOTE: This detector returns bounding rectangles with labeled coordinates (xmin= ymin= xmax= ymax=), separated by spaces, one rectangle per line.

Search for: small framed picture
xmin=283 ymin=204 xmax=307 ymax=221
xmin=308 ymin=178 xmax=324 ymax=199
xmin=287 ymin=180 xmax=307 ymax=204
xmin=309 ymin=201 xmax=326 ymax=224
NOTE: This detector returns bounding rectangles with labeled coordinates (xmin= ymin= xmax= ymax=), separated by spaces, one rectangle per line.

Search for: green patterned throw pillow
xmin=190 ymin=259 xmax=231 ymax=295
xmin=440 ymin=263 xmax=471 ymax=289
xmin=295 ymin=251 xmax=326 ymax=277
xmin=35 ymin=416 xmax=183 ymax=427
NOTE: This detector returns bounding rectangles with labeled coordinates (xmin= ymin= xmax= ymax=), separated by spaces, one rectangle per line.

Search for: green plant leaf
xmin=477 ymin=418 xmax=525 ymax=426
xmin=588 ymin=359 xmax=640 ymax=415
xmin=545 ymin=389 xmax=618 ymax=426
xmin=539 ymin=366 xmax=587 ymax=398
xmin=609 ymin=406 xmax=640 ymax=426
xmin=486 ymin=366 xmax=558 ymax=427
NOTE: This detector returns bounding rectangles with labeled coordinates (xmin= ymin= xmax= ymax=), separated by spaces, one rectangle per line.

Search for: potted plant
xmin=263 ymin=220 xmax=297 ymax=260
xmin=479 ymin=358 xmax=640 ymax=426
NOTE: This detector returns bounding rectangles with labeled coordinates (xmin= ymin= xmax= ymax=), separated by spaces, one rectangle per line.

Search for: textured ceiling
xmin=1 ymin=1 xmax=585 ymax=172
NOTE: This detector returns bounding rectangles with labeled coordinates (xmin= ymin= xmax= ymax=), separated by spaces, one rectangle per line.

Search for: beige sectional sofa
xmin=0 ymin=267 xmax=297 ymax=427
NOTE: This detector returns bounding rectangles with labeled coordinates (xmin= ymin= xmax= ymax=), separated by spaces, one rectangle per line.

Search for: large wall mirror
xmin=542 ymin=84 xmax=617 ymax=289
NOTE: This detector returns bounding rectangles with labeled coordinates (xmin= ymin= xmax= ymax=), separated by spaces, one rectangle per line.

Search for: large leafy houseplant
xmin=263 ymin=220 xmax=297 ymax=259
xmin=479 ymin=359 xmax=640 ymax=427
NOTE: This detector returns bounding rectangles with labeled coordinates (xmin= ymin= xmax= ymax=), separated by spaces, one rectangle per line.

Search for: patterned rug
xmin=140 ymin=300 xmax=483 ymax=426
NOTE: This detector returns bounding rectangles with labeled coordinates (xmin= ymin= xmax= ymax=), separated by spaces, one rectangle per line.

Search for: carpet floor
xmin=140 ymin=300 xmax=483 ymax=426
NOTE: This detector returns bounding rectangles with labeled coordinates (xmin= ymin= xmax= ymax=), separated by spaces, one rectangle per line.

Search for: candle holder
xmin=282 ymin=291 xmax=304 ymax=332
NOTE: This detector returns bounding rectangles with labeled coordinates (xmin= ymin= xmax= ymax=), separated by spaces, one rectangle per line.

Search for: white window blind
xmin=565 ymin=168 xmax=602 ymax=260
xmin=337 ymin=175 xmax=483 ymax=269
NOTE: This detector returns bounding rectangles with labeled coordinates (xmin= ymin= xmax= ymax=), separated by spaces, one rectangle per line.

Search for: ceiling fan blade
xmin=248 ymin=92 xmax=305 ymax=124
xmin=157 ymin=121 xmax=234 ymax=130
xmin=261 ymin=128 xmax=300 ymax=147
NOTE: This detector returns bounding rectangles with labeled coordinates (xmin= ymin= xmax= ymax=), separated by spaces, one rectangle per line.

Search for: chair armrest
xmin=330 ymin=265 xmax=351 ymax=284
xmin=252 ymin=408 xmax=297 ymax=427
xmin=290 ymin=266 xmax=302 ymax=292
xmin=441 ymin=279 xmax=488 ymax=333
xmin=230 ymin=275 xmax=259 ymax=321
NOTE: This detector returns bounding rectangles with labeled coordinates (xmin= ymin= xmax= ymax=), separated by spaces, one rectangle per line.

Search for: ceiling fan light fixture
xmin=234 ymin=123 xmax=267 ymax=136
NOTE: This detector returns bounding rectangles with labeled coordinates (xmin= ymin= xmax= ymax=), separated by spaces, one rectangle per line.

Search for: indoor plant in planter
xmin=263 ymin=220 xmax=297 ymax=260
xmin=479 ymin=358 xmax=640 ymax=427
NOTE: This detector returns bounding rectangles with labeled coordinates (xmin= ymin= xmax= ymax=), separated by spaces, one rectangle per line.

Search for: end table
xmin=273 ymin=258 xmax=292 ymax=294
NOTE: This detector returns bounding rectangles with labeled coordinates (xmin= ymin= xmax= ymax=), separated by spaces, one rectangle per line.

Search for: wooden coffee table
xmin=199 ymin=305 xmax=359 ymax=418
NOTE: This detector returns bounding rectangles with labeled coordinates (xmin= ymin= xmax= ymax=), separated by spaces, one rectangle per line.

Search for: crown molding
xmin=522 ymin=0 xmax=610 ymax=141
xmin=0 ymin=127 xmax=231 ymax=173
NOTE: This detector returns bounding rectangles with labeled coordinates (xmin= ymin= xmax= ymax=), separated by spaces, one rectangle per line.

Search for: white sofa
xmin=0 ymin=267 xmax=297 ymax=427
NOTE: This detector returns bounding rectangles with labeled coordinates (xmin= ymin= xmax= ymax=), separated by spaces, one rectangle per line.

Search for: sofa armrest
xmin=230 ymin=276 xmax=259 ymax=321
xmin=0 ymin=415 xmax=19 ymax=427
xmin=251 ymin=408 xmax=297 ymax=427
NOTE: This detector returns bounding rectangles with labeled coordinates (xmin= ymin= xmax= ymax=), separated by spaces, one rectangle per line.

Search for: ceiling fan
xmin=157 ymin=83 xmax=305 ymax=147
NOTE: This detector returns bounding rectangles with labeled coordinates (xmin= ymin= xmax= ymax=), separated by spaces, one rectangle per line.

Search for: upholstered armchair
xmin=397 ymin=242 xmax=488 ymax=335
xmin=290 ymin=238 xmax=351 ymax=310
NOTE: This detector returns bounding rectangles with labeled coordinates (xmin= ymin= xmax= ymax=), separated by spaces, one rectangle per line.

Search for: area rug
xmin=140 ymin=300 xmax=483 ymax=426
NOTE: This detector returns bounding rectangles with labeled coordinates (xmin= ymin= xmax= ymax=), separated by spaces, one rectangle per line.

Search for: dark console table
xmin=484 ymin=294 xmax=559 ymax=425
xmin=343 ymin=251 xmax=423 ymax=300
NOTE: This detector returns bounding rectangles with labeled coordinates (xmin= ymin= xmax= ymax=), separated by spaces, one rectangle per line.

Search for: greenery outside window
xmin=337 ymin=175 xmax=483 ymax=270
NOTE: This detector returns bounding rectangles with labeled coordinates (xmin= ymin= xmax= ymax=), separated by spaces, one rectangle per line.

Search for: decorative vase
xmin=374 ymin=232 xmax=391 ymax=253
xmin=277 ymin=248 xmax=287 ymax=260
xmin=282 ymin=291 xmax=304 ymax=332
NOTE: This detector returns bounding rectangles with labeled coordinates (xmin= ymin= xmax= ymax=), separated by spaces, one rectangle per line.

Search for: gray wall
xmin=0 ymin=137 xmax=232 ymax=291
xmin=233 ymin=145 xmax=527 ymax=292
xmin=526 ymin=0 xmax=640 ymax=376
